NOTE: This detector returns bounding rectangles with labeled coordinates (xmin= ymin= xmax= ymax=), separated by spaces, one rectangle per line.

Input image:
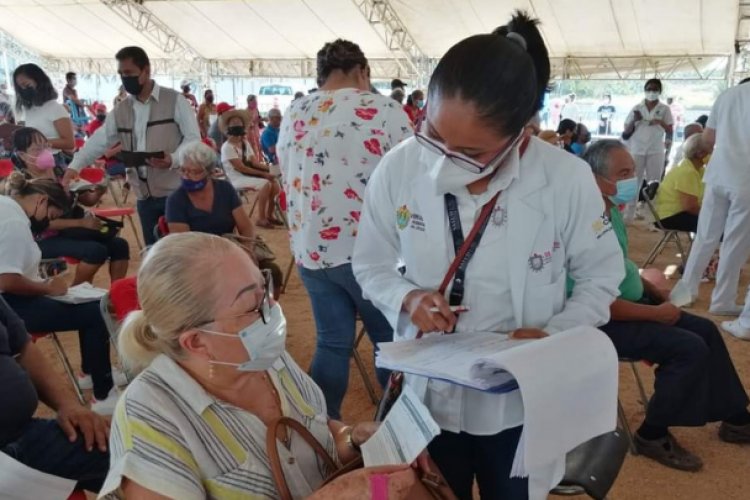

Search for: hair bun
xmin=6 ymin=171 xmax=28 ymax=192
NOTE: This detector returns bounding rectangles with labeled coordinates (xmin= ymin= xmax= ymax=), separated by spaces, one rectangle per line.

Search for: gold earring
xmin=208 ymin=359 xmax=215 ymax=380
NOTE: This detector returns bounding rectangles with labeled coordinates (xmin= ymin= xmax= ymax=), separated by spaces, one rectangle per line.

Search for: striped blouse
xmin=100 ymin=352 xmax=337 ymax=499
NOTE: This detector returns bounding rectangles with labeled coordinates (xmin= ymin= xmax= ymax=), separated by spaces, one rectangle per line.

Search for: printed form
xmin=361 ymin=384 xmax=441 ymax=467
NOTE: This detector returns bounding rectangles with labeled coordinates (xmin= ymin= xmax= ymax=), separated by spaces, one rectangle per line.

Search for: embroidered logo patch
xmin=491 ymin=206 xmax=507 ymax=227
xmin=528 ymin=250 xmax=553 ymax=273
xmin=396 ymin=205 xmax=411 ymax=230
xmin=592 ymin=214 xmax=613 ymax=239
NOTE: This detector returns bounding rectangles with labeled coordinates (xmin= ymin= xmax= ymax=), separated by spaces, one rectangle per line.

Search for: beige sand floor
xmin=33 ymin=192 xmax=750 ymax=500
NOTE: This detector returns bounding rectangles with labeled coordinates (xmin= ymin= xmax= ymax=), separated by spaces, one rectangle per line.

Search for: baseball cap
xmin=216 ymin=102 xmax=234 ymax=115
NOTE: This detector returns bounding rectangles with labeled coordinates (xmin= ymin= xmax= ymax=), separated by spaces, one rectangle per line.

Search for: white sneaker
xmin=709 ymin=304 xmax=744 ymax=317
xmin=721 ymin=320 xmax=750 ymax=341
xmin=78 ymin=368 xmax=128 ymax=390
xmin=91 ymin=387 xmax=121 ymax=415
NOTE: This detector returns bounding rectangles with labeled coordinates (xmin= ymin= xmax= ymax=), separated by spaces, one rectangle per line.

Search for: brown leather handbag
xmin=266 ymin=416 xmax=456 ymax=500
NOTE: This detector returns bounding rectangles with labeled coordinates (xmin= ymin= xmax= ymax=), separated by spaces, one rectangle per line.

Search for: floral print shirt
xmin=278 ymin=88 xmax=412 ymax=269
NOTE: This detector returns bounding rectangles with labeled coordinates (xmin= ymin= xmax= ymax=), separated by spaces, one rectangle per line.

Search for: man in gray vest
xmin=64 ymin=46 xmax=201 ymax=245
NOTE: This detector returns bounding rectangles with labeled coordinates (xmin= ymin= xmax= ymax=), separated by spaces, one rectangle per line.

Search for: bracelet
xmin=342 ymin=425 xmax=361 ymax=452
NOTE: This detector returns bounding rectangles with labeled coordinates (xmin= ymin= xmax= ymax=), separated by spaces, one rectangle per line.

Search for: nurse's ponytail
xmin=493 ymin=11 xmax=550 ymax=115
xmin=427 ymin=10 xmax=550 ymax=137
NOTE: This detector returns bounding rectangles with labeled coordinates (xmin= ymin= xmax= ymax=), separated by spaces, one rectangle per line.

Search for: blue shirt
xmin=261 ymin=125 xmax=280 ymax=164
xmin=165 ymin=179 xmax=241 ymax=236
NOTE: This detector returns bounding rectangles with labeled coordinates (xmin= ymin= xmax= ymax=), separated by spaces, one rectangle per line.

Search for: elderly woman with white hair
xmin=654 ymin=133 xmax=710 ymax=232
xmin=99 ymin=232 xmax=426 ymax=499
xmin=165 ymin=141 xmax=282 ymax=296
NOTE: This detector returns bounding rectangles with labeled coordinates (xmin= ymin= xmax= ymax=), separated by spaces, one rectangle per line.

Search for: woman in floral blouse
xmin=277 ymin=39 xmax=412 ymax=419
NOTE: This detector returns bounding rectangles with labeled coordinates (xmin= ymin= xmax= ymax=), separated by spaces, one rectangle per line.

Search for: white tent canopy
xmin=0 ymin=0 xmax=743 ymax=80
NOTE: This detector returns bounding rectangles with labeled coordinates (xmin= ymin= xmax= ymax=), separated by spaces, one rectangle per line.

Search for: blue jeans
xmin=1 ymin=418 xmax=109 ymax=492
xmin=137 ymin=196 xmax=167 ymax=246
xmin=298 ymin=264 xmax=392 ymax=419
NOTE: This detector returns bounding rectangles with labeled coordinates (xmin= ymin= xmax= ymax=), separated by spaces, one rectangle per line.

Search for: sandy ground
xmin=32 ymin=191 xmax=750 ymax=500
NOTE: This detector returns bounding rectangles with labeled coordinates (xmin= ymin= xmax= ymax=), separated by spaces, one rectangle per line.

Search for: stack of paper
xmin=49 ymin=282 xmax=108 ymax=304
xmin=0 ymin=452 xmax=75 ymax=499
xmin=376 ymin=326 xmax=619 ymax=479
xmin=376 ymin=332 xmax=530 ymax=393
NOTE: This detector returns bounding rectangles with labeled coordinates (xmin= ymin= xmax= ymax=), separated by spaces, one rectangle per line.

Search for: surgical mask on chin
xmin=608 ymin=177 xmax=639 ymax=205
xmin=202 ymin=304 xmax=287 ymax=372
xmin=645 ymin=91 xmax=660 ymax=102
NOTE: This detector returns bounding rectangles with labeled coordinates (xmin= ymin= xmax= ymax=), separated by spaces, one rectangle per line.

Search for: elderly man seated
xmin=576 ymin=139 xmax=750 ymax=472
xmin=671 ymin=122 xmax=703 ymax=166
xmin=0 ymin=296 xmax=109 ymax=492
xmin=654 ymin=133 xmax=709 ymax=232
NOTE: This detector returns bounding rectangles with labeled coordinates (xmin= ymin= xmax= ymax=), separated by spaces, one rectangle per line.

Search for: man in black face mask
xmin=64 ymin=46 xmax=201 ymax=246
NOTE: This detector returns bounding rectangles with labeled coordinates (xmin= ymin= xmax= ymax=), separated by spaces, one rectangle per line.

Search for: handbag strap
xmin=266 ymin=416 xmax=338 ymax=500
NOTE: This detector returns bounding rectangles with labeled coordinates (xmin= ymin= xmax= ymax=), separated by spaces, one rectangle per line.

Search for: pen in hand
xmin=428 ymin=305 xmax=470 ymax=313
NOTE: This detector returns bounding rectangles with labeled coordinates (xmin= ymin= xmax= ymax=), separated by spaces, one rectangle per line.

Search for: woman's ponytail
xmin=118 ymin=310 xmax=162 ymax=374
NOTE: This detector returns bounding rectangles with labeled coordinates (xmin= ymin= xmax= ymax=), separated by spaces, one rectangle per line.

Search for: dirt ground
xmin=34 ymin=192 xmax=750 ymax=500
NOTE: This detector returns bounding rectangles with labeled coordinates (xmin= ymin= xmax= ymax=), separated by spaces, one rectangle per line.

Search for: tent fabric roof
xmin=0 ymin=0 xmax=740 ymax=66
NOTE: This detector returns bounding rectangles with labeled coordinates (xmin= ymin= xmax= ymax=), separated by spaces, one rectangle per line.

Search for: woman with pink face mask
xmin=12 ymin=127 xmax=130 ymax=286
xmin=245 ymin=94 xmax=263 ymax=158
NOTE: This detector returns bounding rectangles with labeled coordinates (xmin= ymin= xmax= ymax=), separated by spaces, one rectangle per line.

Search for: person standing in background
xmin=180 ymin=80 xmax=198 ymax=114
xmin=197 ymin=89 xmax=217 ymax=138
xmin=403 ymin=89 xmax=425 ymax=125
xmin=621 ymin=78 xmax=673 ymax=222
xmin=673 ymin=80 xmax=750 ymax=329
xmin=560 ymin=92 xmax=581 ymax=122
xmin=13 ymin=64 xmax=75 ymax=164
xmin=277 ymin=38 xmax=412 ymax=420
xmin=597 ymin=94 xmax=616 ymax=135
xmin=245 ymin=94 xmax=262 ymax=158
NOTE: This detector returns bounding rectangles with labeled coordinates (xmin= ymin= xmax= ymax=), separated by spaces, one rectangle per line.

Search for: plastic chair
xmin=78 ymin=166 xmax=106 ymax=185
xmin=0 ymin=158 xmax=13 ymax=177
xmin=549 ymin=428 xmax=629 ymax=499
xmin=31 ymin=332 xmax=86 ymax=405
xmin=68 ymin=489 xmax=87 ymax=500
xmin=90 ymin=206 xmax=143 ymax=250
xmin=641 ymin=183 xmax=692 ymax=268
xmin=100 ymin=276 xmax=139 ymax=384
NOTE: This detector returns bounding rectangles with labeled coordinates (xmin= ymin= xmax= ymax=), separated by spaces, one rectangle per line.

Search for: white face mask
xmin=201 ymin=303 xmax=287 ymax=372
xmin=645 ymin=91 xmax=660 ymax=102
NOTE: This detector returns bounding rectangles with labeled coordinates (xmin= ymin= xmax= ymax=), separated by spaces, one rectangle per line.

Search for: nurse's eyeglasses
xmin=414 ymin=120 xmax=524 ymax=174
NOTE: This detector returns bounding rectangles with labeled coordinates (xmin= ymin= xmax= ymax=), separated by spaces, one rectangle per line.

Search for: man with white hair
xmin=671 ymin=122 xmax=704 ymax=166
xmin=672 ymin=80 xmax=750 ymax=320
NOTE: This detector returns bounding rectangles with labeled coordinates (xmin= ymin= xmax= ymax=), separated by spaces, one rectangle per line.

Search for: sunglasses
xmin=414 ymin=120 xmax=523 ymax=174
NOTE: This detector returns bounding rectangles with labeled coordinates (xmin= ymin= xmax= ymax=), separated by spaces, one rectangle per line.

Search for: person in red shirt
xmin=85 ymin=103 xmax=108 ymax=137
xmin=403 ymin=89 xmax=424 ymax=125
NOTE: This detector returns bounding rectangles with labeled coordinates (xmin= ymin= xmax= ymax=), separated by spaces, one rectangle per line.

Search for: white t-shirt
xmin=560 ymin=102 xmax=581 ymax=121
xmin=625 ymin=100 xmax=673 ymax=155
xmin=21 ymin=100 xmax=70 ymax=154
xmin=220 ymin=139 xmax=268 ymax=190
xmin=703 ymin=83 xmax=750 ymax=191
xmin=0 ymin=196 xmax=41 ymax=285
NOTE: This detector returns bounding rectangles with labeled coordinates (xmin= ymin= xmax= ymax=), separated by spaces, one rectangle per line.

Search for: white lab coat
xmin=352 ymin=136 xmax=624 ymax=499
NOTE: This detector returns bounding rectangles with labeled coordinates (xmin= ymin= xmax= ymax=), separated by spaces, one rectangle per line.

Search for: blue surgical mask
xmin=202 ymin=304 xmax=287 ymax=372
xmin=181 ymin=176 xmax=208 ymax=192
xmin=416 ymin=99 xmax=425 ymax=109
xmin=609 ymin=177 xmax=638 ymax=205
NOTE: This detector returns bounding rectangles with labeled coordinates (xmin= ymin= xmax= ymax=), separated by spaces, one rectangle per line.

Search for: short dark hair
xmin=65 ymin=72 xmax=76 ymax=81
xmin=12 ymin=127 xmax=47 ymax=153
xmin=316 ymin=39 xmax=368 ymax=86
xmin=115 ymin=46 xmax=150 ymax=70
xmin=557 ymin=118 xmax=577 ymax=135
xmin=13 ymin=63 xmax=58 ymax=111
xmin=428 ymin=10 xmax=550 ymax=137
xmin=644 ymin=78 xmax=662 ymax=92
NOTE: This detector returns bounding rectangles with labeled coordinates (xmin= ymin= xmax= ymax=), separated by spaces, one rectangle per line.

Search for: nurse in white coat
xmin=352 ymin=12 xmax=624 ymax=500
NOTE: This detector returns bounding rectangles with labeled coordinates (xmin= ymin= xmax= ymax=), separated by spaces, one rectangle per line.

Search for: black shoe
xmin=634 ymin=432 xmax=703 ymax=472
xmin=719 ymin=421 xmax=750 ymax=443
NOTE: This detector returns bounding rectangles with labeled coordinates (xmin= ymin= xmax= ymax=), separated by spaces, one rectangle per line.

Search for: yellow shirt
xmin=655 ymin=158 xmax=705 ymax=220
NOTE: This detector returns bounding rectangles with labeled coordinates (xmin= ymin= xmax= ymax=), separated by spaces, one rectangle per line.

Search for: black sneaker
xmin=634 ymin=432 xmax=703 ymax=472
xmin=719 ymin=421 xmax=750 ymax=444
